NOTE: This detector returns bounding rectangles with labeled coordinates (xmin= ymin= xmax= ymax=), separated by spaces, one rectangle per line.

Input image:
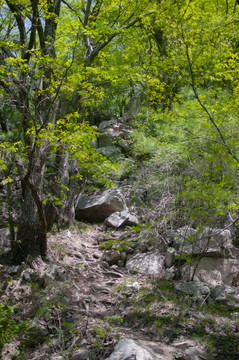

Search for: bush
xmin=0 ymin=303 xmax=28 ymax=353
xmin=130 ymin=87 xmax=239 ymax=229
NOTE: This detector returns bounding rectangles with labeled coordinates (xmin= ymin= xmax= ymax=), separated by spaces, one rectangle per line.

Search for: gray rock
xmin=126 ymin=252 xmax=165 ymax=275
xmin=185 ymin=346 xmax=213 ymax=360
xmin=118 ymin=260 xmax=124 ymax=267
xmin=174 ymin=281 xmax=210 ymax=301
xmin=186 ymin=257 xmax=239 ymax=287
xmin=8 ymin=265 xmax=20 ymax=275
xmin=165 ymin=248 xmax=176 ymax=268
xmin=211 ymin=285 xmax=239 ymax=308
xmin=121 ymin=251 xmax=127 ymax=263
xmin=0 ymin=228 xmax=11 ymax=253
xmin=104 ymin=250 xmax=121 ymax=266
xmin=51 ymin=357 xmax=65 ymax=360
xmin=192 ymin=268 xmax=222 ymax=288
xmin=104 ymin=211 xmax=129 ymax=228
xmin=126 ymin=214 xmax=140 ymax=226
xmin=98 ymin=119 xmax=119 ymax=133
xmin=22 ymin=269 xmax=35 ymax=282
xmin=164 ymin=267 xmax=176 ymax=280
xmin=106 ymin=338 xmax=158 ymax=360
xmin=174 ymin=227 xmax=234 ymax=258
xmin=97 ymin=146 xmax=124 ymax=161
xmin=72 ymin=349 xmax=96 ymax=360
xmin=98 ymin=132 xmax=114 ymax=147
xmin=75 ymin=188 xmax=126 ymax=222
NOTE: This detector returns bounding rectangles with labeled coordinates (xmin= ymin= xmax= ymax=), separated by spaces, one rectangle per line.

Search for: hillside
xmin=1 ymin=1 xmax=239 ymax=359
xmin=1 ymin=182 xmax=239 ymax=359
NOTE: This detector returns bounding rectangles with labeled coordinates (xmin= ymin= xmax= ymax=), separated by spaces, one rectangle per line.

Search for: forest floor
xmin=0 ymin=222 xmax=239 ymax=360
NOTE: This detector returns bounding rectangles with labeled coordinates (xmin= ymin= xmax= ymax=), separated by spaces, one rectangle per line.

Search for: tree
xmin=0 ymin=0 xmax=63 ymax=263
xmin=2 ymin=0 xmax=238 ymax=265
xmin=129 ymin=0 xmax=239 ymax=229
xmin=0 ymin=0 xmax=154 ymax=264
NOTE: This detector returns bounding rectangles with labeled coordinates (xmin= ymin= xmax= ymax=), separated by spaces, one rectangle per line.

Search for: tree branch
xmin=6 ymin=1 xmax=27 ymax=58
xmin=1 ymin=45 xmax=16 ymax=59
xmin=24 ymin=0 xmax=39 ymax=63
xmin=84 ymin=0 xmax=93 ymax=27
xmin=91 ymin=0 xmax=103 ymax=20
xmin=62 ymin=0 xmax=75 ymax=12
xmin=85 ymin=16 xmax=140 ymax=67
xmin=233 ymin=0 xmax=239 ymax=14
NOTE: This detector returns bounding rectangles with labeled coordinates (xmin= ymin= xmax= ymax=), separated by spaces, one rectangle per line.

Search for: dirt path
xmin=45 ymin=225 xmax=194 ymax=359
xmin=1 ymin=224 xmax=238 ymax=359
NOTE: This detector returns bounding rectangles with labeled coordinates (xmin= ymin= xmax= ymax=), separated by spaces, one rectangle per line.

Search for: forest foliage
xmin=0 ymin=0 xmax=238 ymax=262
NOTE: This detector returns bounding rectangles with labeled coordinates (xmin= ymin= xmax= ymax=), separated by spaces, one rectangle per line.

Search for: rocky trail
xmin=1 ymin=220 xmax=239 ymax=360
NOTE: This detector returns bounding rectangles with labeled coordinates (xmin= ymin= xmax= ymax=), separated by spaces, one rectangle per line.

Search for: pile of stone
xmin=96 ymin=118 xmax=132 ymax=161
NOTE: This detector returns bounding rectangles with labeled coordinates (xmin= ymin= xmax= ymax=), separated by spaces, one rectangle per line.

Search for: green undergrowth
xmin=0 ymin=303 xmax=30 ymax=353
xmin=100 ymin=237 xmax=134 ymax=252
xmin=129 ymin=87 xmax=239 ymax=231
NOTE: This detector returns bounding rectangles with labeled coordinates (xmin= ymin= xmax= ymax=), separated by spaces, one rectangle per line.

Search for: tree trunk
xmin=54 ymin=149 xmax=79 ymax=229
xmin=57 ymin=179 xmax=78 ymax=229
xmin=12 ymin=152 xmax=47 ymax=264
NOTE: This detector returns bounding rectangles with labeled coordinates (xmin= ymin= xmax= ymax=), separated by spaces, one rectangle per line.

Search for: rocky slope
xmin=0 ymin=117 xmax=239 ymax=359
xmin=0 ymin=220 xmax=238 ymax=360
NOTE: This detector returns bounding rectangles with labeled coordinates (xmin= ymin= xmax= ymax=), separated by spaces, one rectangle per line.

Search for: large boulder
xmin=72 ymin=349 xmax=96 ymax=360
xmin=75 ymin=188 xmax=127 ymax=222
xmin=174 ymin=227 xmax=235 ymax=258
xmin=126 ymin=252 xmax=165 ymax=275
xmin=106 ymin=338 xmax=160 ymax=360
xmin=184 ymin=258 xmax=239 ymax=287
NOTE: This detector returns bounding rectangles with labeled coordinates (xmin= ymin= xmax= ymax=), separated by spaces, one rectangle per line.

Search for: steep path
xmin=1 ymin=223 xmax=238 ymax=359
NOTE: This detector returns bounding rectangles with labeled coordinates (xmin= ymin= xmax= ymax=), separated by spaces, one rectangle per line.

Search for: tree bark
xmin=12 ymin=151 xmax=47 ymax=264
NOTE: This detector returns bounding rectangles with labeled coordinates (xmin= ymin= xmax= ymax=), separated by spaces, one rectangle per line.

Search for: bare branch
xmin=62 ymin=0 xmax=75 ymax=12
